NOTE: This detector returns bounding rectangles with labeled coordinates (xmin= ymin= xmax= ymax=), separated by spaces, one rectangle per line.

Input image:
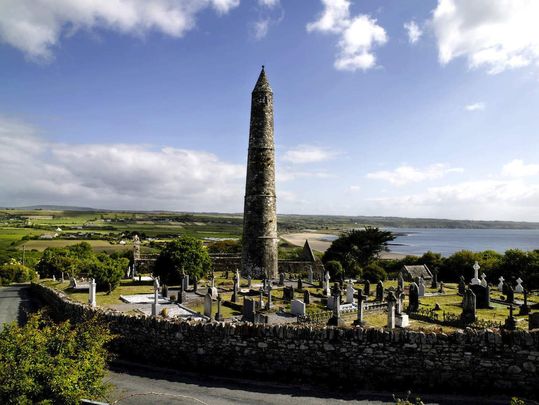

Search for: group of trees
xmin=36 ymin=243 xmax=129 ymax=293
xmin=0 ymin=260 xmax=37 ymax=285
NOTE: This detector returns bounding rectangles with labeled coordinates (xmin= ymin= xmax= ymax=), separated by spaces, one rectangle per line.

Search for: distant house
xmin=402 ymin=264 xmax=433 ymax=281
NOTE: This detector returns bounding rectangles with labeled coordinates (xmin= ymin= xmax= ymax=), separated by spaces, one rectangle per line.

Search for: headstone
xmin=247 ymin=275 xmax=252 ymax=289
xmin=303 ymin=289 xmax=311 ymax=305
xmin=279 ymin=272 xmax=285 ymax=286
xmin=327 ymin=283 xmax=344 ymax=327
xmin=395 ymin=287 xmax=404 ymax=315
xmin=458 ymin=276 xmax=466 ymax=295
xmin=177 ymin=282 xmax=186 ymax=304
xmin=324 ymin=271 xmax=331 ymax=296
xmin=417 ymin=277 xmax=425 ymax=297
xmin=431 ymin=268 xmax=438 ymax=289
xmin=183 ymin=275 xmax=189 ymax=290
xmin=480 ymin=273 xmax=487 ymax=288
xmin=258 ymin=288 xmax=265 ymax=309
xmin=386 ymin=291 xmax=397 ymax=330
xmin=505 ymin=283 xmax=515 ymax=304
xmin=354 ymin=289 xmax=365 ymax=326
xmin=397 ymin=271 xmax=404 ymax=291
xmin=471 ymin=261 xmax=481 ymax=285
xmin=88 ymin=278 xmax=96 ymax=308
xmin=519 ymin=289 xmax=530 ymax=315
xmin=162 ymin=284 xmax=168 ymax=298
xmin=232 ymin=273 xmax=239 ymax=303
xmin=215 ymin=294 xmax=224 ymax=321
xmin=438 ymin=281 xmax=444 ymax=294
xmin=193 ymin=277 xmax=198 ymax=293
xmin=395 ymin=288 xmax=409 ymax=328
xmin=469 ymin=284 xmax=490 ymax=309
xmin=515 ymin=278 xmax=524 ymax=293
xmin=375 ymin=281 xmax=385 ymax=302
xmin=224 ymin=270 xmax=229 ymax=279
xmin=307 ymin=266 xmax=313 ymax=284
xmin=291 ymin=299 xmax=306 ymax=316
xmin=61 ymin=272 xmax=64 ymax=283
xmin=283 ymin=286 xmax=294 ymax=302
xmin=266 ymin=284 xmax=273 ymax=309
xmin=204 ymin=292 xmax=212 ymax=318
xmin=297 ymin=278 xmax=303 ymax=292
xmin=498 ymin=276 xmax=505 ymax=292
xmin=126 ymin=265 xmax=131 ymax=278
xmin=242 ymin=297 xmax=255 ymax=322
xmin=504 ymin=305 xmax=517 ymax=331
xmin=52 ymin=274 xmax=56 ymax=281
xmin=346 ymin=282 xmax=355 ymax=304
xmin=529 ymin=313 xmax=539 ymax=330
xmin=408 ymin=282 xmax=419 ymax=313
xmin=461 ymin=288 xmax=477 ymax=323
xmin=364 ymin=280 xmax=371 ymax=296
xmin=151 ymin=283 xmax=159 ymax=317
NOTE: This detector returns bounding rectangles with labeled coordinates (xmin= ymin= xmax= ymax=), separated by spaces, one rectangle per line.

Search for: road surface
xmin=0 ymin=284 xmax=36 ymax=328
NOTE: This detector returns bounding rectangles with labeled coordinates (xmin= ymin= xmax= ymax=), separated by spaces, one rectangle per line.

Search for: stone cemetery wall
xmin=32 ymin=283 xmax=539 ymax=396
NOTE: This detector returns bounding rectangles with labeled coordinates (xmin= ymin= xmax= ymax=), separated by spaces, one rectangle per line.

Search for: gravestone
xmin=461 ymin=288 xmax=477 ymax=323
xmin=529 ymin=313 xmax=539 ymax=330
xmin=364 ymin=280 xmax=371 ymax=296
xmin=498 ymin=276 xmax=505 ymax=292
xmin=183 ymin=274 xmax=189 ymax=291
xmin=458 ymin=276 xmax=466 ymax=295
xmin=505 ymin=283 xmax=515 ymax=304
xmin=346 ymin=282 xmax=354 ymax=304
xmin=204 ymin=292 xmax=212 ymax=318
xmin=303 ymin=289 xmax=311 ymax=305
xmin=297 ymin=278 xmax=303 ymax=292
xmin=232 ymin=273 xmax=239 ymax=303
xmin=151 ymin=281 xmax=159 ymax=317
xmin=417 ymin=277 xmax=425 ymax=297
xmin=515 ymin=278 xmax=524 ymax=293
xmin=193 ymin=277 xmax=198 ymax=293
xmin=307 ymin=266 xmax=313 ymax=284
xmin=224 ymin=270 xmax=229 ymax=279
xmin=283 ymin=286 xmax=294 ymax=302
xmin=408 ymin=282 xmax=419 ymax=313
xmin=61 ymin=272 xmax=64 ymax=283
xmin=471 ymin=261 xmax=481 ymax=285
xmin=386 ymin=291 xmax=397 ymax=330
xmin=470 ymin=283 xmax=491 ymax=309
xmin=327 ymin=283 xmax=344 ymax=327
xmin=162 ymin=284 xmax=168 ymax=298
xmin=88 ymin=278 xmax=96 ymax=308
xmin=266 ymin=284 xmax=273 ymax=309
xmin=395 ymin=288 xmax=409 ymax=328
xmin=291 ymin=299 xmax=306 ymax=316
xmin=324 ymin=271 xmax=331 ymax=296
xmin=354 ymin=289 xmax=365 ymax=326
xmin=242 ymin=297 xmax=255 ymax=322
xmin=480 ymin=273 xmax=487 ymax=288
xmin=177 ymin=282 xmax=186 ymax=304
xmin=519 ymin=289 xmax=530 ymax=315
xmin=397 ymin=271 xmax=404 ymax=291
xmin=438 ymin=281 xmax=444 ymax=294
xmin=504 ymin=305 xmax=517 ymax=331
xmin=279 ymin=272 xmax=285 ymax=286
xmin=52 ymin=275 xmax=56 ymax=281
xmin=431 ymin=269 xmax=438 ymax=289
xmin=395 ymin=287 xmax=403 ymax=315
xmin=259 ymin=288 xmax=265 ymax=309
xmin=375 ymin=281 xmax=385 ymax=302
xmin=247 ymin=275 xmax=252 ymax=288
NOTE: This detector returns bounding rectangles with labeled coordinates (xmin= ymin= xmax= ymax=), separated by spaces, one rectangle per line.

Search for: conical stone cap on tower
xmin=252 ymin=66 xmax=272 ymax=93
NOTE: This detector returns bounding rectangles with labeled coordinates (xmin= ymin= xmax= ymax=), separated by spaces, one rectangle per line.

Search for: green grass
xmin=21 ymin=239 xmax=132 ymax=253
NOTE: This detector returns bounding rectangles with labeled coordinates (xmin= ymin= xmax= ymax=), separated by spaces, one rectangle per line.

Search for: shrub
xmin=0 ymin=261 xmax=37 ymax=285
xmin=362 ymin=263 xmax=387 ymax=282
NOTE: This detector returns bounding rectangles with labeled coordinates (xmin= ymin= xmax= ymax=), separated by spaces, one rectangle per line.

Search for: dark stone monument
xmin=364 ymin=280 xmax=371 ymax=296
xmin=162 ymin=284 xmax=168 ymax=298
xmin=242 ymin=297 xmax=256 ymax=323
xmin=438 ymin=281 xmax=444 ymax=294
xmin=504 ymin=305 xmax=517 ymax=331
xmin=193 ymin=277 xmax=198 ymax=293
xmin=266 ymin=284 xmax=273 ymax=309
xmin=224 ymin=270 xmax=229 ymax=279
xmin=327 ymin=283 xmax=344 ymax=327
xmin=505 ymin=283 xmax=515 ymax=304
xmin=232 ymin=275 xmax=239 ymax=303
xmin=283 ymin=286 xmax=294 ymax=302
xmin=247 ymin=275 xmax=252 ymax=289
xmin=458 ymin=276 xmax=466 ymax=295
xmin=177 ymin=283 xmax=186 ymax=304
xmin=354 ymin=289 xmax=365 ymax=326
xmin=241 ymin=67 xmax=278 ymax=280
xmin=215 ymin=294 xmax=224 ymax=321
xmin=431 ymin=269 xmax=438 ymax=289
xmin=469 ymin=284 xmax=491 ymax=309
xmin=303 ymin=289 xmax=311 ymax=305
xmin=397 ymin=271 xmax=404 ymax=291
xmin=297 ymin=278 xmax=303 ymax=292
xmin=278 ymin=272 xmax=285 ymax=286
xmin=408 ymin=282 xmax=419 ymax=313
xmin=375 ymin=281 xmax=384 ymax=302
xmin=520 ymin=289 xmax=530 ymax=315
xmin=461 ymin=288 xmax=477 ymax=324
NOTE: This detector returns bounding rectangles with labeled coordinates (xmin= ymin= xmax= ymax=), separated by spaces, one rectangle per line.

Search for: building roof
xmin=402 ymin=264 xmax=433 ymax=280
xmin=302 ymin=239 xmax=317 ymax=262
xmin=252 ymin=66 xmax=272 ymax=93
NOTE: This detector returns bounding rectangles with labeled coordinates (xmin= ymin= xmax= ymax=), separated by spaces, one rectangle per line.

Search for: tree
xmin=0 ymin=313 xmax=112 ymax=404
xmin=324 ymin=260 xmax=344 ymax=280
xmin=362 ymin=262 xmax=387 ymax=282
xmin=87 ymin=254 xmax=128 ymax=293
xmin=0 ymin=260 xmax=37 ymax=285
xmin=322 ymin=227 xmax=395 ymax=277
xmin=154 ymin=236 xmax=212 ymax=285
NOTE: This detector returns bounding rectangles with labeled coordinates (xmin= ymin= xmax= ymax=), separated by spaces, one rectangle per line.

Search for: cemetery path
xmin=106 ymin=362 xmax=516 ymax=405
xmin=0 ymin=284 xmax=37 ymax=327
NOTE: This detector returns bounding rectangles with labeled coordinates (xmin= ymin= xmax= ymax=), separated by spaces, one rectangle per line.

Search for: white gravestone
xmin=88 ymin=278 xmax=96 ymax=308
xmin=387 ymin=298 xmax=396 ymax=330
xmin=396 ymin=313 xmax=409 ymax=328
xmin=204 ymin=293 xmax=212 ymax=318
xmin=471 ymin=261 xmax=481 ymax=285
xmin=324 ymin=271 xmax=331 ymax=297
xmin=418 ymin=277 xmax=425 ymax=297
xmin=515 ymin=278 xmax=524 ymax=293
xmin=307 ymin=266 xmax=313 ymax=284
xmin=480 ymin=273 xmax=488 ymax=288
xmin=346 ymin=282 xmax=354 ymax=304
xmin=498 ymin=276 xmax=505 ymax=292
xmin=291 ymin=299 xmax=306 ymax=316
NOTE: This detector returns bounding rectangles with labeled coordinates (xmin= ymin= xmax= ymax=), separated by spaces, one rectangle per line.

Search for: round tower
xmin=241 ymin=67 xmax=278 ymax=280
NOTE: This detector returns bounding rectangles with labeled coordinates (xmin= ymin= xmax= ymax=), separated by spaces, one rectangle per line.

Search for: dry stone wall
xmin=32 ymin=283 xmax=539 ymax=396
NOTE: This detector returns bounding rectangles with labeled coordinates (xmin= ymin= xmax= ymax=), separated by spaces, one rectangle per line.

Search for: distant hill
xmin=15 ymin=205 xmax=100 ymax=212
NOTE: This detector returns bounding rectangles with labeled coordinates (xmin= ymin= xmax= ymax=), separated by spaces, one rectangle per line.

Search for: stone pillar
xmin=354 ymin=289 xmax=365 ymax=326
xmin=266 ymin=284 xmax=273 ymax=310
xmin=241 ymin=67 xmax=278 ymax=280
xmin=88 ymin=278 xmax=96 ymax=308
xmin=152 ymin=287 xmax=159 ymax=317
xmin=215 ymin=294 xmax=224 ymax=321
xmin=387 ymin=291 xmax=397 ymax=330
xmin=327 ymin=283 xmax=344 ymax=327
xmin=204 ymin=292 xmax=212 ymax=319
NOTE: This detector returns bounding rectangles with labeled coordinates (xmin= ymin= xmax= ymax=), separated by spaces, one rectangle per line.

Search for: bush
xmin=0 ymin=261 xmax=37 ymax=285
xmin=362 ymin=263 xmax=387 ymax=282
xmin=324 ymin=260 xmax=344 ymax=280
xmin=0 ymin=313 xmax=112 ymax=404
xmin=87 ymin=254 xmax=128 ymax=294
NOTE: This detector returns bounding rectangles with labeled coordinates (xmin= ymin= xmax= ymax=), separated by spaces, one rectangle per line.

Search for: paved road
xmin=106 ymin=363 xmax=519 ymax=405
xmin=0 ymin=284 xmax=36 ymax=327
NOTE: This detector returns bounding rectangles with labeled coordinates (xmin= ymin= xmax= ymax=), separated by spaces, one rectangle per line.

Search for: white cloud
xmin=0 ymin=117 xmax=244 ymax=211
xmin=282 ymin=145 xmax=339 ymax=164
xmin=307 ymin=0 xmax=387 ymax=71
xmin=404 ymin=20 xmax=422 ymax=44
xmin=258 ymin=0 xmax=279 ymax=8
xmin=431 ymin=0 xmax=539 ymax=74
xmin=0 ymin=0 xmax=240 ymax=61
xmin=253 ymin=19 xmax=271 ymax=40
xmin=502 ymin=159 xmax=539 ymax=178
xmin=465 ymin=102 xmax=486 ymax=111
xmin=367 ymin=164 xmax=463 ymax=186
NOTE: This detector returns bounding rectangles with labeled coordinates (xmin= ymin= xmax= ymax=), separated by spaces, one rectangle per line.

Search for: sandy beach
xmin=280 ymin=232 xmax=407 ymax=259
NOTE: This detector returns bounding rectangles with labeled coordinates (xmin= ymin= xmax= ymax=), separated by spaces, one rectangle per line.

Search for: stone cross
xmin=480 ymin=273 xmax=487 ymax=288
xmin=279 ymin=272 xmax=285 ymax=286
xmin=461 ymin=288 xmax=476 ymax=323
xmin=259 ymin=288 xmax=264 ymax=309
xmin=307 ymin=266 xmax=313 ymax=284
xmin=88 ymin=278 xmax=96 ymax=308
xmin=297 ymin=278 xmax=303 ymax=292
xmin=375 ymin=281 xmax=385 ymax=302
xmin=232 ymin=273 xmax=239 ymax=303
xmin=346 ymin=282 xmax=355 ymax=304
xmin=152 ymin=282 xmax=159 ymax=317
xmin=364 ymin=280 xmax=371 ymax=296
xmin=324 ymin=271 xmax=331 ymax=297
xmin=498 ymin=276 xmax=505 ymax=292
xmin=471 ymin=261 xmax=481 ymax=285
xmin=355 ymin=289 xmax=365 ymax=326
xmin=519 ymin=289 xmax=530 ymax=316
xmin=504 ymin=305 xmax=517 ymax=331
xmin=327 ymin=283 xmax=344 ymax=326
xmin=386 ymin=291 xmax=397 ymax=330
xmin=215 ymin=294 xmax=224 ymax=321
xmin=177 ymin=281 xmax=186 ymax=304
xmin=395 ymin=287 xmax=403 ymax=315
xmin=417 ymin=277 xmax=425 ymax=297
xmin=397 ymin=271 xmax=404 ymax=291
xmin=303 ymin=289 xmax=310 ymax=305
xmin=431 ymin=268 xmax=438 ymax=289
xmin=515 ymin=278 xmax=524 ymax=293
xmin=458 ymin=275 xmax=466 ymax=295
xmin=505 ymin=283 xmax=515 ymax=303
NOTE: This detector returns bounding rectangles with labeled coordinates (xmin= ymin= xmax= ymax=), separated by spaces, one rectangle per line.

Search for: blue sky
xmin=1 ymin=0 xmax=539 ymax=221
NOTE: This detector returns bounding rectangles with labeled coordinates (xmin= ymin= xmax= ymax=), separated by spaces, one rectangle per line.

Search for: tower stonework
xmin=242 ymin=67 xmax=278 ymax=280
